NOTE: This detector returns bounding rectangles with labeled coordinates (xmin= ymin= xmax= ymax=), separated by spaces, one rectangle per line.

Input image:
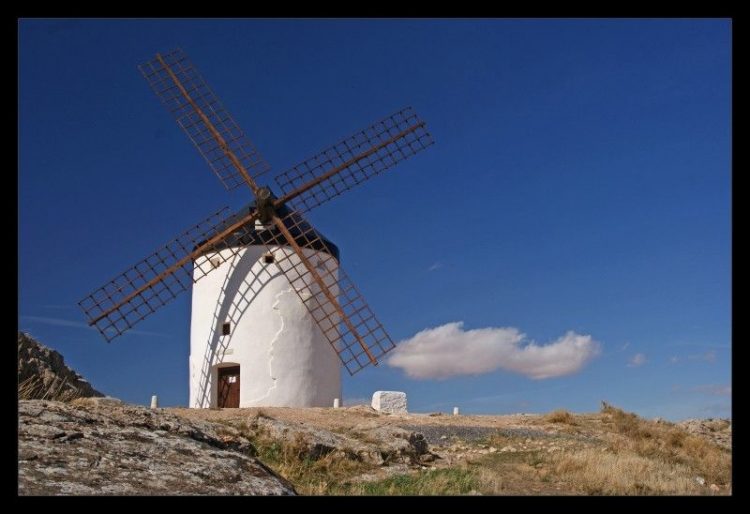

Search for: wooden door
xmin=218 ymin=366 xmax=240 ymax=408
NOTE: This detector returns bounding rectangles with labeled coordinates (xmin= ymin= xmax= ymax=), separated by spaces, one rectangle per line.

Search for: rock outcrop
xmin=18 ymin=332 xmax=103 ymax=400
xmin=676 ymin=418 xmax=732 ymax=450
xmin=250 ymin=414 xmax=431 ymax=466
xmin=18 ymin=399 xmax=296 ymax=495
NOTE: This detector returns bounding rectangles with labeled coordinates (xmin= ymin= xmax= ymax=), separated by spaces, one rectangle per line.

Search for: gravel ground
xmin=399 ymin=424 xmax=551 ymax=446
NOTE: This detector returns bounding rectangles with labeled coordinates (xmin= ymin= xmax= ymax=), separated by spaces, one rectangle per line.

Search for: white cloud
xmin=387 ymin=322 xmax=600 ymax=380
xmin=688 ymin=351 xmax=716 ymax=363
xmin=427 ymin=262 xmax=444 ymax=272
xmin=21 ymin=316 xmax=92 ymax=329
xmin=20 ymin=315 xmax=171 ymax=338
xmin=620 ymin=342 xmax=630 ymax=351
xmin=628 ymin=353 xmax=647 ymax=367
xmin=690 ymin=384 xmax=731 ymax=397
xmin=666 ymin=342 xmax=730 ymax=349
xmin=668 ymin=351 xmax=718 ymax=365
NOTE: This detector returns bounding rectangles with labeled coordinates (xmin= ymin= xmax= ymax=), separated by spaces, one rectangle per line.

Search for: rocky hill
xmin=676 ymin=418 xmax=731 ymax=450
xmin=174 ymin=404 xmax=732 ymax=495
xmin=19 ymin=398 xmax=295 ymax=495
xmin=17 ymin=333 xmax=731 ymax=495
xmin=18 ymin=332 xmax=103 ymax=400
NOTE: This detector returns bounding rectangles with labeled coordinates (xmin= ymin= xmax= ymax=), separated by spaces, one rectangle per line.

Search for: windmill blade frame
xmin=274 ymin=107 xmax=433 ymax=214
xmin=139 ymin=48 xmax=270 ymax=193
xmin=266 ymin=210 xmax=396 ymax=375
xmin=79 ymin=207 xmax=259 ymax=341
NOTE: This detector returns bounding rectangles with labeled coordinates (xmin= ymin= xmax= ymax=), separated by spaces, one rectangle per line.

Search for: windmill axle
xmin=255 ymin=186 xmax=276 ymax=224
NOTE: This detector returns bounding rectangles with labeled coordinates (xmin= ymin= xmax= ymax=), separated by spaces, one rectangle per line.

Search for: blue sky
xmin=19 ymin=19 xmax=731 ymax=420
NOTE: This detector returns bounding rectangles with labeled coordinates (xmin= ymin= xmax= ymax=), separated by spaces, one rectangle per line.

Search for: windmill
xmin=78 ymin=49 xmax=433 ymax=408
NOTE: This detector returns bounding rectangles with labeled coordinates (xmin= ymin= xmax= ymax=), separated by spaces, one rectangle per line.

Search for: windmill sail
xmin=139 ymin=48 xmax=270 ymax=192
xmin=266 ymin=210 xmax=396 ymax=375
xmin=79 ymin=207 xmax=258 ymax=341
xmin=275 ymin=107 xmax=434 ymax=214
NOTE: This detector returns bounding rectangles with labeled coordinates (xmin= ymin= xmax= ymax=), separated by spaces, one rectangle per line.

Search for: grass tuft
xmin=231 ymin=422 xmax=369 ymax=495
xmin=335 ymin=468 xmax=480 ymax=495
xmin=545 ymin=409 xmax=576 ymax=424
xmin=18 ymin=376 xmax=84 ymax=402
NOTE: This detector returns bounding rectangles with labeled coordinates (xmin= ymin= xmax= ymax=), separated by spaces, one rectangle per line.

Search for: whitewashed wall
xmin=189 ymin=245 xmax=341 ymax=408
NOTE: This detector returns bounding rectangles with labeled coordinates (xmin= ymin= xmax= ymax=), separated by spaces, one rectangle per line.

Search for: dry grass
xmin=18 ymin=376 xmax=83 ymax=402
xmin=334 ymin=467 xmax=480 ymax=495
xmin=549 ymin=448 xmax=700 ymax=494
xmin=230 ymin=420 xmax=370 ymax=495
xmin=600 ymin=404 xmax=730 ymax=488
xmin=545 ymin=409 xmax=577 ymax=424
xmin=170 ymin=403 xmax=731 ymax=495
xmin=234 ymin=417 xmax=479 ymax=495
xmin=467 ymin=404 xmax=731 ymax=495
xmin=471 ymin=449 xmax=559 ymax=495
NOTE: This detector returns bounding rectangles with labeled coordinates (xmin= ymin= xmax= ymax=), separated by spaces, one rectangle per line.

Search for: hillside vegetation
xmin=175 ymin=403 xmax=731 ymax=495
xmin=18 ymin=332 xmax=731 ymax=495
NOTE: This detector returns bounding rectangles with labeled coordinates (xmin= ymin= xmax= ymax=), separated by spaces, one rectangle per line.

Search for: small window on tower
xmin=222 ymin=322 xmax=231 ymax=336
xmin=263 ymin=253 xmax=275 ymax=264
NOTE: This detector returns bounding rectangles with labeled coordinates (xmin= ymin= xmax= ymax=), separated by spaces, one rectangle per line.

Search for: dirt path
xmin=171 ymin=405 xmax=553 ymax=434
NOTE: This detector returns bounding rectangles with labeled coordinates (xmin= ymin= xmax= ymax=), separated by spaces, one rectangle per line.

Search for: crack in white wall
xmin=246 ymin=288 xmax=289 ymax=404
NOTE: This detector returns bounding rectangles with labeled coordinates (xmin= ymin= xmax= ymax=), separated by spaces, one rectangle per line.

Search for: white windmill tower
xmin=188 ymin=202 xmax=344 ymax=408
xmin=79 ymin=49 xmax=433 ymax=408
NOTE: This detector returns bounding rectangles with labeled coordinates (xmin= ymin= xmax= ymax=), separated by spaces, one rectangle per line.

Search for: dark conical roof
xmin=197 ymin=201 xmax=340 ymax=261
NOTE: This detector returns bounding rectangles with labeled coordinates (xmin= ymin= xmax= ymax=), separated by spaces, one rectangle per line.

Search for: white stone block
xmin=371 ymin=391 xmax=407 ymax=414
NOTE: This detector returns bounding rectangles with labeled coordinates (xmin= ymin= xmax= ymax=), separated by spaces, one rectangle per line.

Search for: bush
xmin=545 ymin=409 xmax=576 ymax=424
xmin=18 ymin=376 xmax=84 ymax=402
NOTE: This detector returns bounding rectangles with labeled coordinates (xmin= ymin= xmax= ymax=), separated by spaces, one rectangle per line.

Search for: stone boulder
xmin=251 ymin=415 xmax=430 ymax=466
xmin=676 ymin=418 xmax=732 ymax=450
xmin=18 ymin=399 xmax=296 ymax=495
xmin=371 ymin=391 xmax=407 ymax=414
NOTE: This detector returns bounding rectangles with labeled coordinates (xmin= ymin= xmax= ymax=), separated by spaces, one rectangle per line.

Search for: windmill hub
xmin=255 ymin=186 xmax=276 ymax=224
